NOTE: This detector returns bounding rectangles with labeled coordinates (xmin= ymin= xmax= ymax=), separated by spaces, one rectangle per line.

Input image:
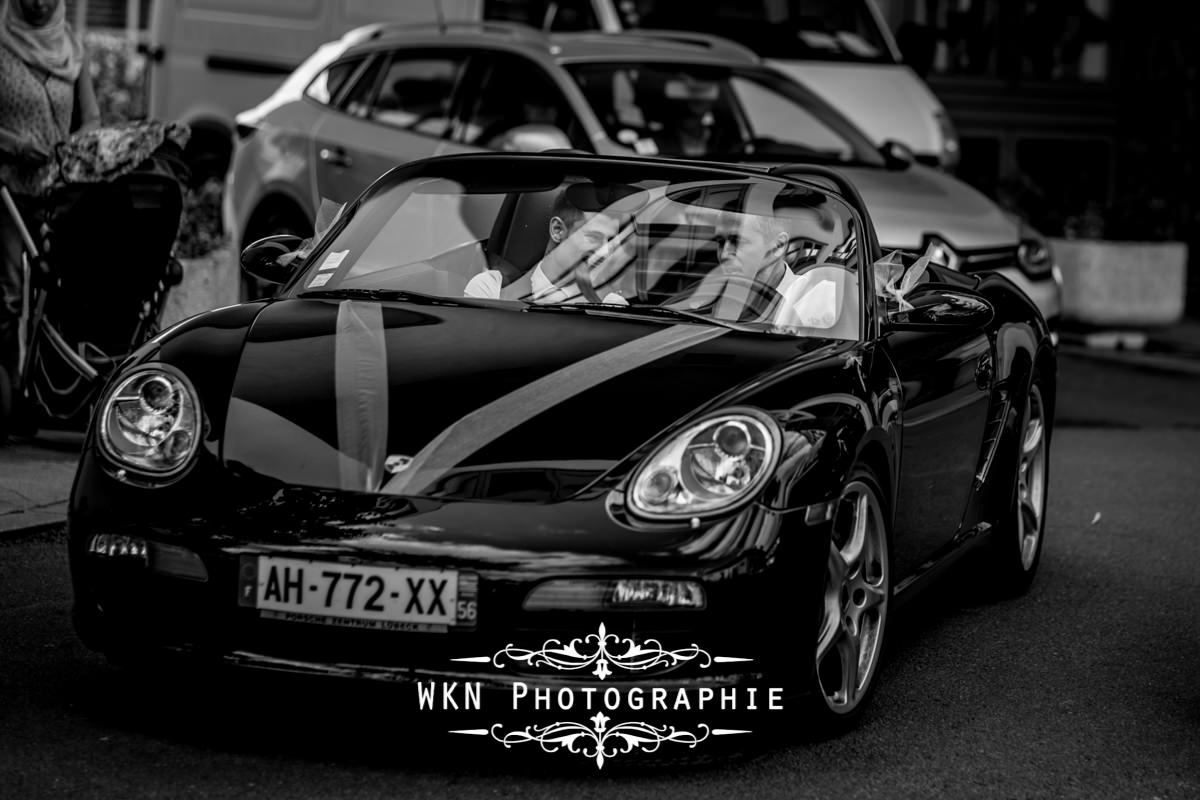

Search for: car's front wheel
xmin=804 ymin=466 xmax=891 ymax=735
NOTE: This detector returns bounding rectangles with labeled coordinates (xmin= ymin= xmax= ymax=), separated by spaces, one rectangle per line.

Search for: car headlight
xmin=98 ymin=365 xmax=201 ymax=477
xmin=627 ymin=408 xmax=781 ymax=520
xmin=1017 ymin=223 xmax=1054 ymax=277
xmin=923 ymin=235 xmax=959 ymax=271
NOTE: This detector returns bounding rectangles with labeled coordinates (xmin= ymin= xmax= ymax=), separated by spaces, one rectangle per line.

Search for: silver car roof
xmin=338 ymin=21 xmax=760 ymax=67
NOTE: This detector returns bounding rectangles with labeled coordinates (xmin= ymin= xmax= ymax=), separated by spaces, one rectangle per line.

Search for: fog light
xmin=87 ymin=534 xmax=148 ymax=563
xmin=524 ymin=579 xmax=706 ymax=611
xmin=150 ymin=543 xmax=208 ymax=581
xmin=611 ymin=579 xmax=705 ymax=609
xmin=804 ymin=499 xmax=837 ymax=526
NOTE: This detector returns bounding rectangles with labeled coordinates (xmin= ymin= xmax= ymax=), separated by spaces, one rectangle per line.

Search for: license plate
xmin=238 ymin=556 xmax=476 ymax=632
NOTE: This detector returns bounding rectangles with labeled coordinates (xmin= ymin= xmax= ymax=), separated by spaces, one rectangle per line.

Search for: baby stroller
xmin=0 ymin=121 xmax=190 ymax=438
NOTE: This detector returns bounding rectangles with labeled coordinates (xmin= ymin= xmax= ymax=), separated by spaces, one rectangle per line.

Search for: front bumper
xmin=68 ymin=502 xmax=824 ymax=690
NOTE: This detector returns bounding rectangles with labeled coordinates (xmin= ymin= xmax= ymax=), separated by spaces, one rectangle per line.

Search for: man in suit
xmin=707 ymin=202 xmax=850 ymax=330
xmin=464 ymin=184 xmax=629 ymax=305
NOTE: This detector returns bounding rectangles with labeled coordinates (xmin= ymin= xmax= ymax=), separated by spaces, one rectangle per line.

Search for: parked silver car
xmin=226 ymin=22 xmax=1061 ymax=331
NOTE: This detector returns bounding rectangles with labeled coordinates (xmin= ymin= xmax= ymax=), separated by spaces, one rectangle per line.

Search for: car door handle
xmin=319 ymin=147 xmax=353 ymax=168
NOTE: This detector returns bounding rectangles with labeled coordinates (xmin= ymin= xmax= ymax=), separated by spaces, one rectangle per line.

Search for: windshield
xmin=617 ymin=0 xmax=897 ymax=63
xmin=567 ymin=63 xmax=883 ymax=165
xmin=291 ymin=160 xmax=862 ymax=340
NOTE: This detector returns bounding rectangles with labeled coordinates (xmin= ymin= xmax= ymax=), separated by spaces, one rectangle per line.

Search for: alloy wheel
xmin=1017 ymin=384 xmax=1047 ymax=571
xmin=816 ymin=479 xmax=889 ymax=714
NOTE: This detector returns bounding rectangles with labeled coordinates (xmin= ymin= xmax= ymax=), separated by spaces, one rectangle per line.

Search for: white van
xmin=144 ymin=0 xmax=475 ymax=181
xmin=146 ymin=0 xmax=954 ymax=179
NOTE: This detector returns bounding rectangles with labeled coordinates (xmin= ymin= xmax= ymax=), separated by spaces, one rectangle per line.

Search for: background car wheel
xmin=984 ymin=376 xmax=1050 ymax=597
xmin=802 ymin=466 xmax=891 ymax=736
xmin=241 ymin=208 xmax=313 ymax=301
xmin=182 ymin=125 xmax=233 ymax=189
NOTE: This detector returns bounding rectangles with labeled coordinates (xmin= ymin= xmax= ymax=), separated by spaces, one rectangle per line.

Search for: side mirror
xmin=887 ymin=286 xmax=994 ymax=331
xmin=490 ymin=124 xmax=573 ymax=153
xmin=240 ymin=234 xmax=305 ymax=284
xmin=879 ymin=139 xmax=915 ymax=171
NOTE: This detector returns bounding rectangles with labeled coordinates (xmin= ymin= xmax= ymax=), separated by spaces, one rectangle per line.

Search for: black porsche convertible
xmin=68 ymin=152 xmax=1054 ymax=738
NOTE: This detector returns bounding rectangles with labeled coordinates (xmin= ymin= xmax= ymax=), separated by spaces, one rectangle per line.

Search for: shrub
xmin=174 ymin=179 xmax=227 ymax=258
xmin=85 ymin=31 xmax=146 ymax=123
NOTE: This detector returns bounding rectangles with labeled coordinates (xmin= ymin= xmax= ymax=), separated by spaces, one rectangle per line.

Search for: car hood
xmin=222 ymin=299 xmax=842 ymax=503
xmin=839 ymin=164 xmax=1019 ymax=251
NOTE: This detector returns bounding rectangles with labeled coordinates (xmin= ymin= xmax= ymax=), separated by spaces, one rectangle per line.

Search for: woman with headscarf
xmin=0 ymin=0 xmax=98 ymax=429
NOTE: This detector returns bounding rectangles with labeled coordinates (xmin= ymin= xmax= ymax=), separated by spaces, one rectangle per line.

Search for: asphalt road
xmin=2 ymin=352 xmax=1199 ymax=799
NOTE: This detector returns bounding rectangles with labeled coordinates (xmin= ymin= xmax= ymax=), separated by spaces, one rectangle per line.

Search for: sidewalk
xmin=0 ymin=431 xmax=82 ymax=535
xmin=1058 ymin=317 xmax=1200 ymax=375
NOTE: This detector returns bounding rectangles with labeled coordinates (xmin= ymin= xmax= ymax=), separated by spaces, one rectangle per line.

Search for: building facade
xmin=877 ymin=0 xmax=1198 ymax=313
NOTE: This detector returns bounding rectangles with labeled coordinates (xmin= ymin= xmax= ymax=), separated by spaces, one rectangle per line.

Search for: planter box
xmin=160 ymin=242 xmax=238 ymax=330
xmin=1051 ymin=238 xmax=1188 ymax=327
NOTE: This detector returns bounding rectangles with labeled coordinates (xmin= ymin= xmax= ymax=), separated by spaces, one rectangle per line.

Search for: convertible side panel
xmin=882 ymin=323 xmax=992 ymax=579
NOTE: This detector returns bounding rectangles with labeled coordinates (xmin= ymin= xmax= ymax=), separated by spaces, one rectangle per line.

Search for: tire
xmin=984 ymin=375 xmax=1050 ymax=597
xmin=241 ymin=209 xmax=313 ymax=302
xmin=801 ymin=465 xmax=892 ymax=737
xmin=183 ymin=128 xmax=233 ymax=189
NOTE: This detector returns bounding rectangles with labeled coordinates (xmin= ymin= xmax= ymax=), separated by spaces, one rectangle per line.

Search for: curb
xmin=1058 ymin=343 xmax=1200 ymax=377
xmin=1060 ymin=331 xmax=1200 ymax=356
xmin=0 ymin=518 xmax=66 ymax=542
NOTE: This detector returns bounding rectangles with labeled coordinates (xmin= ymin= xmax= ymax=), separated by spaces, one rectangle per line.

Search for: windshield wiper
xmin=300 ymin=288 xmax=497 ymax=308
xmin=533 ymin=302 xmax=760 ymax=333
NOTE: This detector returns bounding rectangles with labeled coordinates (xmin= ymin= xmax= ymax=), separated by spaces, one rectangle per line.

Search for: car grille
xmin=883 ymin=243 xmax=1018 ymax=275
xmin=956 ymin=247 xmax=1019 ymax=274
